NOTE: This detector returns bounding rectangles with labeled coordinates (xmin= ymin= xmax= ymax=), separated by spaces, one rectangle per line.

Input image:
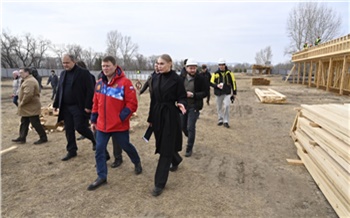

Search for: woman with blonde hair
xmin=147 ymin=54 xmax=187 ymax=196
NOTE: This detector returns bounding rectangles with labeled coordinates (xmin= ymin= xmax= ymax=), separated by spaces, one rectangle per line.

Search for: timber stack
xmin=254 ymin=88 xmax=286 ymax=103
xmin=252 ymin=78 xmax=270 ymax=85
xmin=290 ymin=103 xmax=350 ymax=217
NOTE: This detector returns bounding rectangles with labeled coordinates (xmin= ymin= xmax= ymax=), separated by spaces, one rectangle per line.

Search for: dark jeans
xmin=13 ymin=96 xmax=18 ymax=107
xmin=155 ymin=152 xmax=182 ymax=188
xmin=93 ymin=129 xmax=122 ymax=159
xmin=63 ymin=104 xmax=95 ymax=154
xmin=19 ymin=115 xmax=47 ymax=140
xmin=95 ymin=130 xmax=140 ymax=179
xmin=180 ymin=107 xmax=199 ymax=150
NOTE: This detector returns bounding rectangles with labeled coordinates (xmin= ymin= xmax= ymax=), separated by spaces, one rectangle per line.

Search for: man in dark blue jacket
xmin=53 ymin=54 xmax=96 ymax=161
xmin=179 ymin=59 xmax=207 ymax=158
xmin=47 ymin=70 xmax=58 ymax=100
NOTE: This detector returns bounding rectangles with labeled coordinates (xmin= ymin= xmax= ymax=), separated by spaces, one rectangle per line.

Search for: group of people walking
xmin=10 ymin=53 xmax=237 ymax=197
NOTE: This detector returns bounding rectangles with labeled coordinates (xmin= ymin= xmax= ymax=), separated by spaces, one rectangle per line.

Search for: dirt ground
xmin=1 ymin=73 xmax=349 ymax=218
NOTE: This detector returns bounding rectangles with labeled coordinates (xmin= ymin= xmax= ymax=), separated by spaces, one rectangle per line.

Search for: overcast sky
xmin=1 ymin=0 xmax=349 ymax=65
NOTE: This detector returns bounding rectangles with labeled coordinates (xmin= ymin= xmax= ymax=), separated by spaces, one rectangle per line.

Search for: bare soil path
xmin=2 ymin=73 xmax=349 ymax=217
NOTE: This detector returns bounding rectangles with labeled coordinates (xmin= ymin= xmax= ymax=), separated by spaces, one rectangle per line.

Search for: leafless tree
xmin=255 ymin=46 xmax=273 ymax=65
xmin=51 ymin=43 xmax=84 ymax=67
xmin=1 ymin=30 xmax=51 ymax=68
xmin=285 ymin=2 xmax=342 ymax=54
xmin=66 ymin=44 xmax=83 ymax=60
xmin=1 ymin=30 xmax=19 ymax=68
xmin=134 ymin=54 xmax=148 ymax=70
xmin=120 ymin=35 xmax=139 ymax=69
xmin=81 ymin=47 xmax=99 ymax=69
xmin=147 ymin=55 xmax=159 ymax=69
xmin=106 ymin=30 xmax=122 ymax=58
xmin=30 ymin=37 xmax=51 ymax=67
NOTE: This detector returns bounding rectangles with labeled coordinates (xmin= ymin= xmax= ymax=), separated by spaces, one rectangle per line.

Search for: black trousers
xmin=63 ymin=105 xmax=95 ymax=153
xmin=154 ymin=152 xmax=182 ymax=188
xmin=19 ymin=115 xmax=47 ymax=140
xmin=51 ymin=86 xmax=57 ymax=100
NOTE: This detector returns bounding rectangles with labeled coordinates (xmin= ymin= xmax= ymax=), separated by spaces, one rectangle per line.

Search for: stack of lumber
xmin=30 ymin=104 xmax=64 ymax=132
xmin=252 ymin=78 xmax=270 ymax=85
xmin=254 ymin=88 xmax=286 ymax=103
xmin=290 ymin=104 xmax=350 ymax=217
xmin=40 ymin=105 xmax=61 ymax=130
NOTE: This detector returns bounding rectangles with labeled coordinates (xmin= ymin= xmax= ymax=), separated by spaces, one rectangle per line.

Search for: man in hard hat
xmin=315 ymin=37 xmax=321 ymax=46
xmin=210 ymin=58 xmax=237 ymax=128
xmin=179 ymin=58 xmax=207 ymax=158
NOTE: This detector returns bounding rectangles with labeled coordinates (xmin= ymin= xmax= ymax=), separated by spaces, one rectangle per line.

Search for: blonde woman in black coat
xmin=147 ymin=54 xmax=187 ymax=196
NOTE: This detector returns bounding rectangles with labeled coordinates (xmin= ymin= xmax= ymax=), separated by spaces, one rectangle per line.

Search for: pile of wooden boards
xmin=290 ymin=104 xmax=350 ymax=217
xmin=31 ymin=104 xmax=64 ymax=132
xmin=254 ymin=88 xmax=286 ymax=103
xmin=252 ymin=78 xmax=270 ymax=85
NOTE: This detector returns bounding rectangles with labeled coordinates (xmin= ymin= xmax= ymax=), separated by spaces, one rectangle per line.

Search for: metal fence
xmin=1 ymin=68 xmax=153 ymax=81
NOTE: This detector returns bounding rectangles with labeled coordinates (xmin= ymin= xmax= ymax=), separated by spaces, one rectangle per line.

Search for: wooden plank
xmin=295 ymin=129 xmax=350 ymax=203
xmin=1 ymin=146 xmax=18 ymax=155
xmin=327 ymin=57 xmax=333 ymax=91
xmin=308 ymin=61 xmax=313 ymax=87
xmin=340 ymin=55 xmax=348 ymax=95
xmin=255 ymin=88 xmax=287 ymax=104
xmin=286 ymin=159 xmax=304 ymax=165
xmin=284 ymin=64 xmax=295 ymax=82
xmin=301 ymin=105 xmax=350 ymax=143
xmin=295 ymin=142 xmax=350 ymax=218
xmin=298 ymin=117 xmax=350 ymax=171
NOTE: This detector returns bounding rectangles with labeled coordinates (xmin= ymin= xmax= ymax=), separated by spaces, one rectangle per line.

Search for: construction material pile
xmin=252 ymin=78 xmax=270 ymax=85
xmin=255 ymin=88 xmax=286 ymax=103
xmin=290 ymin=104 xmax=350 ymax=217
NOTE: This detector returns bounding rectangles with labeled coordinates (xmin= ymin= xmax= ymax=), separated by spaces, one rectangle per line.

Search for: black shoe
xmin=223 ymin=123 xmax=230 ymax=128
xmin=77 ymin=135 xmax=86 ymax=141
xmin=169 ymin=164 xmax=178 ymax=172
xmin=217 ymin=122 xmax=223 ymax=126
xmin=87 ymin=178 xmax=107 ymax=191
xmin=12 ymin=137 xmax=26 ymax=144
xmin=152 ymin=186 xmax=163 ymax=197
xmin=111 ymin=158 xmax=123 ymax=168
xmin=185 ymin=150 xmax=192 ymax=157
xmin=33 ymin=138 xmax=48 ymax=145
xmin=134 ymin=162 xmax=142 ymax=175
xmin=61 ymin=152 xmax=77 ymax=161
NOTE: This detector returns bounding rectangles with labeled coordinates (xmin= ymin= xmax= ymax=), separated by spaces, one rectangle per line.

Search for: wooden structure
xmin=290 ymin=104 xmax=350 ymax=217
xmin=254 ymin=88 xmax=286 ymax=103
xmin=285 ymin=34 xmax=350 ymax=95
xmin=252 ymin=64 xmax=271 ymax=75
xmin=252 ymin=78 xmax=270 ymax=85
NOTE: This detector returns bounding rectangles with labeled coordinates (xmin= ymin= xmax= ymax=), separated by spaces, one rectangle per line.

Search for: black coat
xmin=147 ymin=70 xmax=187 ymax=156
xmin=53 ymin=65 xmax=95 ymax=122
xmin=180 ymin=71 xmax=207 ymax=111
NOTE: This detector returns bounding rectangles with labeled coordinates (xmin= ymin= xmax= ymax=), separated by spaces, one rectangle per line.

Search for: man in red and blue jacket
xmin=87 ymin=56 xmax=142 ymax=191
